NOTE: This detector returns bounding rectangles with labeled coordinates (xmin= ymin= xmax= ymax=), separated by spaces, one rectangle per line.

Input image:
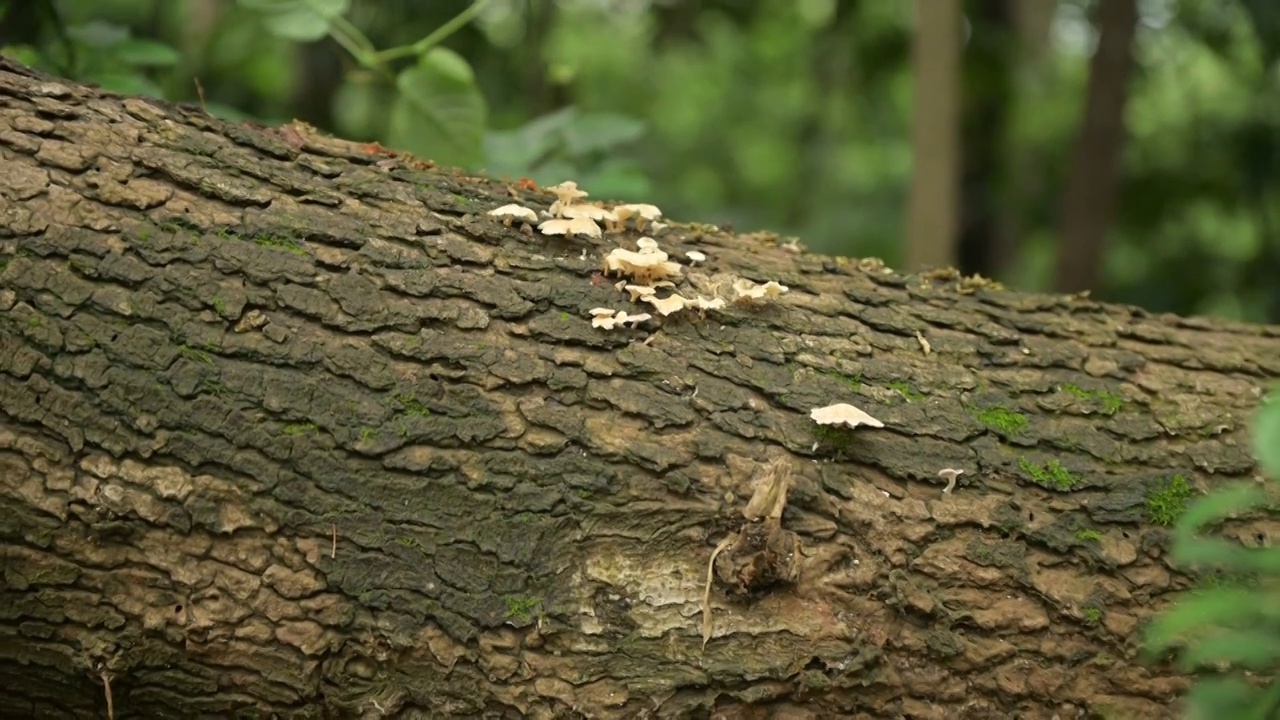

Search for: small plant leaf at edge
xmin=237 ymin=0 xmax=351 ymax=42
xmin=387 ymin=47 xmax=486 ymax=169
xmin=1254 ymin=390 xmax=1280 ymax=479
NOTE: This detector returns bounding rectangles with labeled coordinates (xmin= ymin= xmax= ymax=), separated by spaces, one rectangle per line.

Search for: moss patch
xmin=283 ymin=422 xmax=316 ymax=436
xmin=395 ymin=392 xmax=431 ymax=417
xmin=973 ymin=406 xmax=1027 ymax=435
xmin=1074 ymin=529 xmax=1102 ymax=542
xmin=251 ymin=234 xmax=307 ymax=256
xmin=1063 ymin=383 xmax=1124 ymax=415
xmin=503 ymin=594 xmax=540 ymax=622
xmin=812 ymin=425 xmax=853 ymax=454
xmin=887 ymin=381 xmax=924 ymax=403
xmin=1018 ymin=457 xmax=1080 ymax=491
xmin=178 ymin=344 xmax=213 ymax=365
xmin=822 ymin=370 xmax=862 ymax=393
xmin=1082 ymin=605 xmax=1103 ymax=626
xmin=1146 ymin=475 xmax=1194 ymax=526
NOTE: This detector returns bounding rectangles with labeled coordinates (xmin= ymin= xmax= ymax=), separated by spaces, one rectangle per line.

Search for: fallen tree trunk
xmin=1 ymin=57 xmax=1278 ymax=720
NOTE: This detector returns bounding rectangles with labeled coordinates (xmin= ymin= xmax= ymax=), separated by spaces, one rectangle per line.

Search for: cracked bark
xmin=2 ymin=57 xmax=1279 ymax=720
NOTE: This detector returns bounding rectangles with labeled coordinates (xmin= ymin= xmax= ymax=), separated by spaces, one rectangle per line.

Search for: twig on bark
xmin=702 ymin=535 xmax=735 ymax=649
xmin=100 ymin=671 xmax=115 ymax=720
xmin=331 ymin=523 xmax=337 ymax=559
xmin=193 ymin=77 xmax=206 ymax=115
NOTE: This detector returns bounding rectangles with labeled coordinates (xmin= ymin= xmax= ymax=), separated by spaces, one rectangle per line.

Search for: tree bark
xmin=1 ymin=56 xmax=1278 ymax=720
xmin=904 ymin=0 xmax=962 ymax=272
xmin=1053 ymin=0 xmax=1139 ymax=294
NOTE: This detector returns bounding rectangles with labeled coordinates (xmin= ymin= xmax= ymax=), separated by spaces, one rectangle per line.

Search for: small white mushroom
xmin=809 ymin=403 xmax=884 ymax=430
xmin=548 ymin=181 xmax=589 ymax=207
xmin=488 ymin=204 xmax=538 ymax=228
xmin=643 ymin=294 xmax=688 ymax=316
xmin=938 ymin=468 xmax=964 ymax=494
xmin=618 ymin=311 xmax=651 ymax=327
xmin=685 ymin=250 xmax=707 ymax=264
xmin=615 ymin=203 xmax=663 ymax=231
xmin=623 ymin=284 xmax=658 ymax=302
xmin=539 ymin=216 xmax=602 ymax=239
xmin=604 ymin=247 xmax=683 ymax=284
xmin=588 ymin=307 xmax=617 ymax=317
xmin=916 ymin=330 xmax=932 ymax=356
xmin=733 ymin=279 xmax=790 ymax=301
xmin=561 ymin=204 xmax=616 ymax=225
xmin=689 ymin=295 xmax=725 ymax=311
xmin=592 ymin=309 xmax=651 ymax=330
xmin=636 ymin=237 xmax=661 ymax=253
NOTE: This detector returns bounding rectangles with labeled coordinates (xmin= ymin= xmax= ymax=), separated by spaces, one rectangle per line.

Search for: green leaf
xmin=0 ymin=45 xmax=43 ymax=68
xmin=482 ymin=108 xmax=578 ymax=177
xmin=563 ymin=113 xmax=646 ymax=156
xmin=577 ymin=157 xmax=652 ymax=200
xmin=1171 ymin=527 xmax=1280 ymax=576
xmin=387 ymin=48 xmax=486 ymax=169
xmin=1180 ymin=628 xmax=1280 ymax=672
xmin=1173 ymin=483 xmax=1267 ymax=542
xmin=86 ymin=73 xmax=165 ymax=99
xmin=65 ymin=21 xmax=130 ymax=49
xmin=332 ymin=73 xmax=393 ymax=140
xmin=1143 ymin=588 xmax=1279 ymax=656
xmin=1183 ymin=676 xmax=1269 ymax=719
xmin=1254 ymin=390 xmax=1280 ymax=480
xmin=114 ymin=39 xmax=182 ymax=68
xmin=236 ymin=0 xmax=350 ymax=42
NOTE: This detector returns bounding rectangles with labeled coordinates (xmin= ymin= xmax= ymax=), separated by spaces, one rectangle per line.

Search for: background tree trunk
xmin=958 ymin=0 xmax=1015 ymax=282
xmin=1054 ymin=0 xmax=1140 ymax=294
xmin=904 ymin=0 xmax=962 ymax=273
xmin=2 ymin=57 xmax=1278 ymax=720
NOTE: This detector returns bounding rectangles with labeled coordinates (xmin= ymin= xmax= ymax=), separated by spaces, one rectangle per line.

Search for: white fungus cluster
xmin=485 ymin=180 xmax=793 ymax=331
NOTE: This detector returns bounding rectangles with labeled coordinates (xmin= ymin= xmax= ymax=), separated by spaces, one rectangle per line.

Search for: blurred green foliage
xmin=2 ymin=0 xmax=1277 ymax=321
xmin=1142 ymin=389 xmax=1280 ymax=718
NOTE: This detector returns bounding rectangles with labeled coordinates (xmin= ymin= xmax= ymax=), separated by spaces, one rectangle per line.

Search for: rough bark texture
xmin=2 ymin=57 xmax=1279 ymax=720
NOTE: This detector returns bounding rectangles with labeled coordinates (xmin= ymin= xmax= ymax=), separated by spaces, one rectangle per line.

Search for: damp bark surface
xmin=1 ymin=57 xmax=1279 ymax=720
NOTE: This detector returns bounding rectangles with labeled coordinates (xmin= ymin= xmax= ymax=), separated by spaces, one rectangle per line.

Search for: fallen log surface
xmin=2 ymin=56 xmax=1279 ymax=719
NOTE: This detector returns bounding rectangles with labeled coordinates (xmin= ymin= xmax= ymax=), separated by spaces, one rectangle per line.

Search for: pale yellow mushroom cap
xmin=643 ymin=294 xmax=688 ymax=316
xmin=733 ymin=278 xmax=790 ymax=300
xmin=560 ymin=204 xmax=616 ymax=223
xmin=538 ymin=216 xmax=602 ymax=239
xmin=809 ymin=403 xmax=884 ymax=429
xmin=616 ymin=203 xmax=662 ymax=221
xmin=549 ymin=181 xmax=589 ymax=206
xmin=488 ymin=203 xmax=538 ymax=222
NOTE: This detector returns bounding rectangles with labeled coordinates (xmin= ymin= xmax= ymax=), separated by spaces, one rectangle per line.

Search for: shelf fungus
xmin=488 ymin=203 xmax=537 ymax=225
xmin=538 ymin=216 xmax=602 ymax=239
xmin=809 ymin=402 xmax=884 ymax=430
xmin=702 ymin=457 xmax=802 ymax=649
xmin=612 ymin=203 xmax=663 ymax=232
xmin=589 ymin=308 xmax=650 ymax=330
xmin=732 ymin=278 xmax=789 ymax=303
